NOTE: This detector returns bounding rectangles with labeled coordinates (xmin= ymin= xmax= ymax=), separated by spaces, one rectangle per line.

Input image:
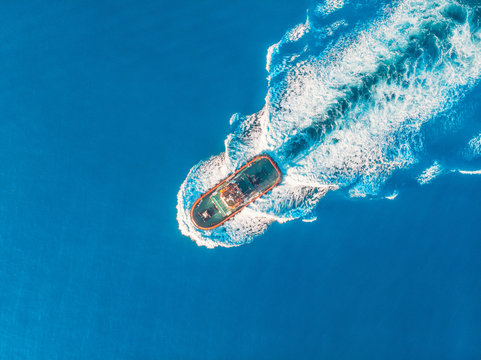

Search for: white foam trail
xmin=417 ymin=162 xmax=444 ymax=185
xmin=458 ymin=169 xmax=481 ymax=175
xmin=466 ymin=133 xmax=481 ymax=159
xmin=385 ymin=192 xmax=399 ymax=200
xmin=316 ymin=0 xmax=346 ymax=16
xmin=178 ymin=0 xmax=481 ymax=247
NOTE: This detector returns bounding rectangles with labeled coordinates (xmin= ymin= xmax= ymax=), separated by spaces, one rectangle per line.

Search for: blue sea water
xmin=0 ymin=0 xmax=480 ymax=359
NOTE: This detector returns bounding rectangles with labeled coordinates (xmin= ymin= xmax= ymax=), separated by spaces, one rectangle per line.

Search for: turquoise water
xmin=1 ymin=1 xmax=481 ymax=359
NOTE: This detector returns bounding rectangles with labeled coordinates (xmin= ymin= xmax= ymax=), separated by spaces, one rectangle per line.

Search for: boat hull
xmin=190 ymin=155 xmax=282 ymax=230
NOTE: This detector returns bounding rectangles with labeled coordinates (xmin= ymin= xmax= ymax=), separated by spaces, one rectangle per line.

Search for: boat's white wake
xmin=177 ymin=0 xmax=481 ymax=248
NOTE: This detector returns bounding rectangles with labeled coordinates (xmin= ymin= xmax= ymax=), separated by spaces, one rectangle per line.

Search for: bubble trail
xmin=178 ymin=0 xmax=481 ymax=248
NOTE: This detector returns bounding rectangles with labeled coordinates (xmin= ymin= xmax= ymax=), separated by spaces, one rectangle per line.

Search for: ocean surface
xmin=1 ymin=0 xmax=480 ymax=359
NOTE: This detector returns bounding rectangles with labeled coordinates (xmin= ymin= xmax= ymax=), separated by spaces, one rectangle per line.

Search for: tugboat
xmin=190 ymin=154 xmax=282 ymax=230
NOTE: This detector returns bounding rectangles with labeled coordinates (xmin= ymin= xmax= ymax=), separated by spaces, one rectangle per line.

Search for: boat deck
xmin=190 ymin=155 xmax=282 ymax=230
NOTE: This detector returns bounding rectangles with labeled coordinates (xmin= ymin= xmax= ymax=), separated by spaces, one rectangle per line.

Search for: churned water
xmin=178 ymin=0 xmax=481 ymax=247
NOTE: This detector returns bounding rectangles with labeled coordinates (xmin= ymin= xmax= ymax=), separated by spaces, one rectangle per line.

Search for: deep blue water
xmin=0 ymin=1 xmax=480 ymax=359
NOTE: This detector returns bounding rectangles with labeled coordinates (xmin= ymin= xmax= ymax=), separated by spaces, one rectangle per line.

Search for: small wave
xmin=466 ymin=133 xmax=481 ymax=159
xmin=178 ymin=0 xmax=481 ymax=247
xmin=417 ymin=162 xmax=444 ymax=185
xmin=316 ymin=0 xmax=346 ymax=16
xmin=385 ymin=192 xmax=399 ymax=200
xmin=458 ymin=169 xmax=481 ymax=175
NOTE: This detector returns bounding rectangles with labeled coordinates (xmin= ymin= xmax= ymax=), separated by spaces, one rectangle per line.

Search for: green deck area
xmin=191 ymin=155 xmax=281 ymax=230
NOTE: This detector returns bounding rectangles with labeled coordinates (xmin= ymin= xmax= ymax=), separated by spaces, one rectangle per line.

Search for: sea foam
xmin=178 ymin=0 xmax=481 ymax=247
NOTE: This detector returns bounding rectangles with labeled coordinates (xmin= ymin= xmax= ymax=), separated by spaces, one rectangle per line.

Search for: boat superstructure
xmin=190 ymin=155 xmax=282 ymax=230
